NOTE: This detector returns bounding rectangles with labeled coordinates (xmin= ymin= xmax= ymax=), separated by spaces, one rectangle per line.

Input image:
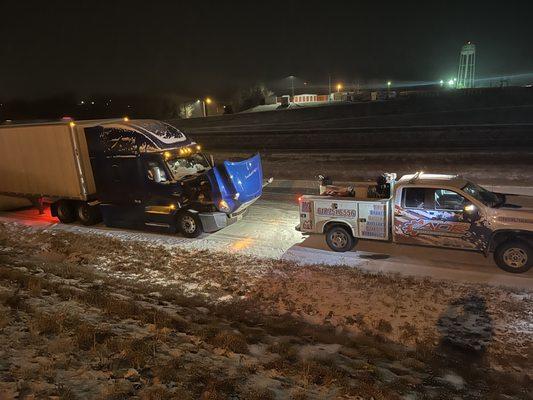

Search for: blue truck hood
xmin=207 ymin=154 xmax=263 ymax=213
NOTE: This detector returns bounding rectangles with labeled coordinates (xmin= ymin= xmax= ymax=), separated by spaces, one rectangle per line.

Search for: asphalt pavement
xmin=1 ymin=193 xmax=532 ymax=290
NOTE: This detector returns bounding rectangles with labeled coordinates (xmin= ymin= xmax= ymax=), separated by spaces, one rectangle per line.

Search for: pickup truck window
xmin=403 ymin=188 xmax=428 ymax=208
xmin=403 ymin=187 xmax=470 ymax=212
xmin=435 ymin=189 xmax=468 ymax=211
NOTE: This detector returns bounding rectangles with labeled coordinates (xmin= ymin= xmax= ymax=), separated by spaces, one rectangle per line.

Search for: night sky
xmin=1 ymin=0 xmax=533 ymax=100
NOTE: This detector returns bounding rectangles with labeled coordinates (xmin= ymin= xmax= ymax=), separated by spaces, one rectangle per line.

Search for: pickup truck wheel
xmin=56 ymin=201 xmax=76 ymax=224
xmin=77 ymin=202 xmax=101 ymax=226
xmin=177 ymin=211 xmax=202 ymax=238
xmin=494 ymin=240 xmax=532 ymax=273
xmin=326 ymin=226 xmax=356 ymax=252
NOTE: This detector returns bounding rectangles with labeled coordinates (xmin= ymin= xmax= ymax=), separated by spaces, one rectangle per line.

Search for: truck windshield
xmin=462 ymin=182 xmax=500 ymax=207
xmin=165 ymin=153 xmax=211 ymax=180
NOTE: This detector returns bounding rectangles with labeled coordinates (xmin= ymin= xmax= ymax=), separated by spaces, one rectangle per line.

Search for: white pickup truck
xmin=298 ymin=172 xmax=533 ymax=273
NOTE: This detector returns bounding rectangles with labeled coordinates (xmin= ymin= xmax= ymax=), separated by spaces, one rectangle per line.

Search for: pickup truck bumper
xmin=199 ymin=208 xmax=250 ymax=233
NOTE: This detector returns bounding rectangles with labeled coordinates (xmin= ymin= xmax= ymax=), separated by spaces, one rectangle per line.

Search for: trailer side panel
xmin=0 ymin=124 xmax=93 ymax=200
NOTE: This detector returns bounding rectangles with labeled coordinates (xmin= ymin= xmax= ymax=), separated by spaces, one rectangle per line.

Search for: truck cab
xmin=299 ymin=172 xmax=533 ymax=273
xmin=54 ymin=119 xmax=265 ymax=237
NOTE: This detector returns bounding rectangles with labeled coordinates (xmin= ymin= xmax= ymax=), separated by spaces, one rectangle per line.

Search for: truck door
xmin=94 ymin=156 xmax=145 ymax=229
xmin=141 ymin=155 xmax=178 ymax=230
xmin=394 ymin=187 xmax=479 ymax=250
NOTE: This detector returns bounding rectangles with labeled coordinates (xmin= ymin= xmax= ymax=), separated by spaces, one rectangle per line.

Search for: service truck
xmin=298 ymin=172 xmax=533 ymax=273
xmin=0 ymin=118 xmax=268 ymax=237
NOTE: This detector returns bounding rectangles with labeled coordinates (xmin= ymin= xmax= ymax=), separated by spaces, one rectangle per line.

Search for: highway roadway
xmin=1 ymin=192 xmax=532 ymax=290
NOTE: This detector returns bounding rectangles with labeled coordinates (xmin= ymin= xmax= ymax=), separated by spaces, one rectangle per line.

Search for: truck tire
xmin=494 ymin=240 xmax=532 ymax=273
xmin=325 ymin=225 xmax=356 ymax=252
xmin=56 ymin=200 xmax=76 ymax=224
xmin=177 ymin=211 xmax=202 ymax=238
xmin=76 ymin=202 xmax=101 ymax=226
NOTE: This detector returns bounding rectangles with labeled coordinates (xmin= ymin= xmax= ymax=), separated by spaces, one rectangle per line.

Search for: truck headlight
xmin=218 ymin=200 xmax=231 ymax=213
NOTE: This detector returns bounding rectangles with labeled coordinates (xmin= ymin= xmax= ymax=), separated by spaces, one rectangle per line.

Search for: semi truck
xmin=0 ymin=118 xmax=268 ymax=237
xmin=298 ymin=172 xmax=533 ymax=273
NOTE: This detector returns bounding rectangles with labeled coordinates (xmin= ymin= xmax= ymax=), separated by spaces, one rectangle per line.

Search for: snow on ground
xmin=1 ymin=196 xmax=532 ymax=289
xmin=0 ymin=213 xmax=532 ymax=398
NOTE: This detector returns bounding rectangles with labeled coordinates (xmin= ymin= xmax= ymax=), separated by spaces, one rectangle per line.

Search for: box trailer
xmin=0 ymin=120 xmax=95 ymax=202
xmin=0 ymin=119 xmax=268 ymax=237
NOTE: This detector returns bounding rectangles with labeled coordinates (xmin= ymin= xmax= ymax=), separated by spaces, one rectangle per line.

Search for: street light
xmin=387 ymin=81 xmax=392 ymax=88
xmin=203 ymin=97 xmax=212 ymax=117
xmin=336 ymin=83 xmax=343 ymax=92
xmin=288 ymin=75 xmax=295 ymax=100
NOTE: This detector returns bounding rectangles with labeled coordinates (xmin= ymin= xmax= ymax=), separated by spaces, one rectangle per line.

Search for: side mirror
xmin=150 ymin=166 xmax=166 ymax=183
xmin=463 ymin=204 xmax=479 ymax=221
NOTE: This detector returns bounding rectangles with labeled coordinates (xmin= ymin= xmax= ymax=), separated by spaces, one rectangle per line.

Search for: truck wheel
xmin=55 ymin=200 xmax=76 ymax=224
xmin=325 ymin=225 xmax=356 ymax=252
xmin=76 ymin=202 xmax=101 ymax=226
xmin=177 ymin=211 xmax=202 ymax=238
xmin=494 ymin=240 xmax=532 ymax=273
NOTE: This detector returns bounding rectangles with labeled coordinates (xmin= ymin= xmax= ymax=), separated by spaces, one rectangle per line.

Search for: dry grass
xmin=0 ymin=290 xmax=28 ymax=311
xmin=0 ymin=308 xmax=10 ymax=330
xmin=298 ymin=358 xmax=347 ymax=386
xmin=152 ymin=358 xmax=183 ymax=384
xmin=27 ymin=276 xmax=42 ymax=297
xmin=184 ymin=368 xmax=239 ymax=399
xmin=99 ymin=380 xmax=134 ymax=400
xmin=1 ymin=222 xmax=531 ymax=400
xmin=47 ymin=336 xmax=75 ymax=355
xmin=55 ymin=384 xmax=78 ymax=400
xmin=209 ymin=330 xmax=249 ymax=354
xmin=341 ymin=381 xmax=403 ymax=400
xmin=377 ymin=319 xmax=393 ymax=333
xmin=138 ymin=385 xmax=173 ymax=400
xmin=289 ymin=389 xmax=308 ymax=400
xmin=105 ymin=336 xmax=155 ymax=370
xmin=399 ymin=321 xmax=419 ymax=341
xmin=74 ymin=322 xmax=112 ymax=351
xmin=240 ymin=387 xmax=276 ymax=400
xmin=33 ymin=312 xmax=64 ymax=335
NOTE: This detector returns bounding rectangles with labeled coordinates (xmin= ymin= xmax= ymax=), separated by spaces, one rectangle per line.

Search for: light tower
xmin=456 ymin=42 xmax=476 ymax=89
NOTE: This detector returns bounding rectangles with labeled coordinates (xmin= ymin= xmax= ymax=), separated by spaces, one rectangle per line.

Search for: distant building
xmin=293 ymin=94 xmax=318 ymax=103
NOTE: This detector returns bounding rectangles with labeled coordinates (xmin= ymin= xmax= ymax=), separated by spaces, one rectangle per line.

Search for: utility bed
xmin=299 ymin=194 xmax=391 ymax=241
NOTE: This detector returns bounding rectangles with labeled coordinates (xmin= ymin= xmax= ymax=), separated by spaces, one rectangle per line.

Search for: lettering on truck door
xmin=394 ymin=187 xmax=489 ymax=250
xmin=313 ymin=199 xmax=357 ymax=234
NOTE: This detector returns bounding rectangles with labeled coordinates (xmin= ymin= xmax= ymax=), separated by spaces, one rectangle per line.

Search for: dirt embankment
xmin=211 ymin=150 xmax=533 ymax=185
xmin=0 ymin=222 xmax=531 ymax=399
